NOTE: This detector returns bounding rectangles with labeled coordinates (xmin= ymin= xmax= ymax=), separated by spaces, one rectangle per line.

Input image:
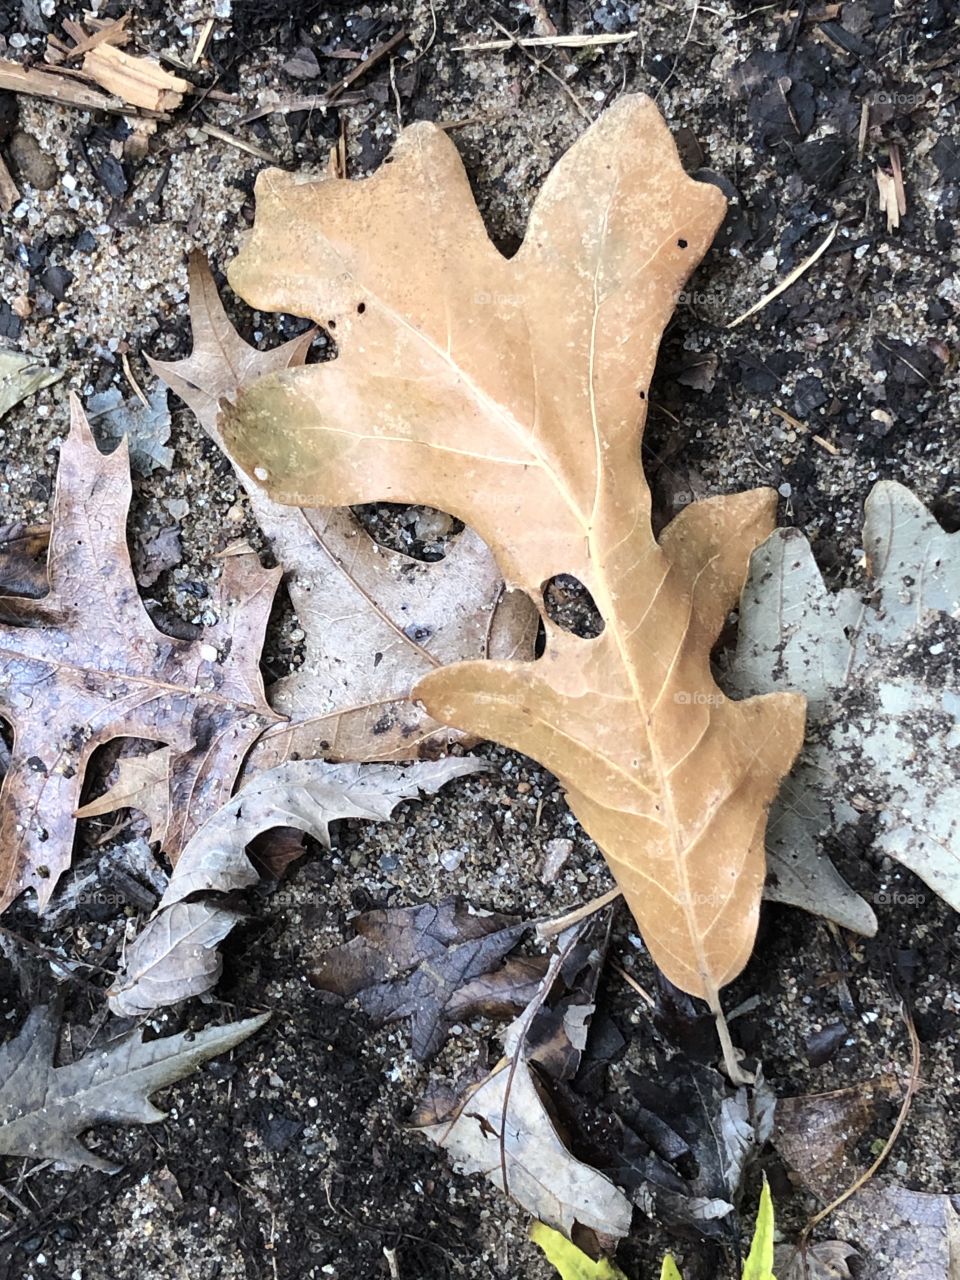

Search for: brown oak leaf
xmin=221 ymin=95 xmax=806 ymax=1004
xmin=0 ymin=397 xmax=280 ymax=912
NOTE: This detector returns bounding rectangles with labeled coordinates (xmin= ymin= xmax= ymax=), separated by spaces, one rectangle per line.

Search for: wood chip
xmin=0 ymin=154 xmax=19 ymax=213
xmin=64 ymin=14 xmax=130 ymax=61
xmin=191 ymin=17 xmax=215 ymax=65
xmin=858 ymin=100 xmax=870 ymax=157
xmin=876 ymin=165 xmax=901 ymax=230
xmin=813 ymin=434 xmax=840 ymax=455
xmin=889 ymin=143 xmax=907 ymax=216
xmin=82 ymin=44 xmax=190 ymax=111
xmin=0 ymin=58 xmax=122 ymax=112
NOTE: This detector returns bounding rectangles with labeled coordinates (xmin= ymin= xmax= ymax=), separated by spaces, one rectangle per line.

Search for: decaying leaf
xmin=75 ymin=746 xmax=175 ymax=847
xmin=607 ymin=1059 xmax=775 ymax=1244
xmin=421 ymin=1052 xmax=633 ymax=1241
xmin=87 ymin=383 xmax=173 ymax=476
xmin=773 ymin=1077 xmax=902 ymax=1203
xmin=729 ymin=481 xmax=959 ymax=918
xmin=525 ymin=909 xmax=613 ymax=1081
xmin=530 ymin=1221 xmax=628 ymax=1278
xmin=221 ymin=94 xmax=806 ymax=1004
xmin=774 ymin=1240 xmax=860 ymax=1280
xmin=108 ymin=757 xmax=483 ymax=1015
xmin=0 ymin=397 xmax=281 ymax=913
xmin=420 ymin=916 xmax=631 ymax=1240
xmin=149 ymin=253 xmax=536 ymax=770
xmin=311 ymin=898 xmax=538 ymax=1061
xmin=0 ymin=1004 xmax=268 ymax=1171
xmin=823 ymin=1186 xmax=960 ymax=1280
xmin=0 ymin=349 xmax=62 ymax=418
xmin=107 ymin=902 xmax=240 ymax=1018
xmin=0 ymin=523 xmax=49 ymax=599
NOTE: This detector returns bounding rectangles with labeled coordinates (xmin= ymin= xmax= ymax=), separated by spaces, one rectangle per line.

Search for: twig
xmin=199 ymin=122 xmax=283 ymax=167
xmin=536 ymin=885 xmax=622 ymax=939
xmin=813 ymin=433 xmax=840 ymax=455
xmin=191 ymin=16 xmax=215 ymax=65
xmin=489 ymin=19 xmax=592 ymax=121
xmin=455 ymin=31 xmax=637 ymax=51
xmin=611 ymin=960 xmax=655 ymax=1007
xmin=64 ymin=13 xmax=129 ymax=61
xmin=121 ymin=351 xmax=149 ymax=410
xmin=497 ymin=920 xmax=591 ymax=1196
xmin=800 ymin=999 xmax=921 ymax=1244
xmin=727 ymin=222 xmax=838 ymax=328
xmin=238 ymin=30 xmax=407 ymax=124
xmin=0 ymin=1182 xmax=30 ymax=1216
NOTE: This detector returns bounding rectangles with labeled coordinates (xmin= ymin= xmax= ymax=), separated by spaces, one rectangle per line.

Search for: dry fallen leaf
xmin=108 ymin=756 xmax=483 ymax=1015
xmin=221 ymin=94 xmax=806 ymax=1003
xmin=773 ymin=1078 xmax=903 ymax=1204
xmin=0 ymin=397 xmax=280 ymax=912
xmin=311 ymin=898 xmax=539 ymax=1061
xmin=0 ymin=1004 xmax=268 ymax=1170
xmin=75 ymin=746 xmax=175 ymax=847
xmin=419 ymin=918 xmax=631 ymax=1239
xmin=774 ymin=1240 xmax=860 ymax=1280
xmin=729 ymin=481 xmax=958 ymax=919
xmin=0 ymin=522 xmax=49 ymax=599
xmin=107 ymin=902 xmax=240 ymax=1018
xmin=825 ymin=1186 xmax=960 ymax=1280
xmin=0 ymin=349 xmax=62 ymax=419
xmin=421 ymin=1052 xmax=633 ymax=1241
xmin=149 ymin=253 xmax=536 ymax=770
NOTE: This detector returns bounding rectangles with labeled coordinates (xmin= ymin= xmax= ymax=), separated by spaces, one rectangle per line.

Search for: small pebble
xmin=8 ymin=130 xmax=59 ymax=190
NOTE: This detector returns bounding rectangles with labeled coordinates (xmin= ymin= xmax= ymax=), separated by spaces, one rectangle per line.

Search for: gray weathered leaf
xmin=107 ymin=902 xmax=240 ymax=1018
xmin=0 ymin=350 xmax=62 ymax=418
xmin=87 ymin=384 xmax=173 ymax=475
xmin=728 ymin=480 xmax=960 ymax=926
xmin=108 ymin=757 xmax=484 ymax=1015
xmin=774 ymin=1240 xmax=860 ymax=1280
xmin=0 ymin=1005 xmax=268 ymax=1171
xmin=160 ymin=756 xmax=484 ymax=908
xmin=420 ymin=1056 xmax=633 ymax=1240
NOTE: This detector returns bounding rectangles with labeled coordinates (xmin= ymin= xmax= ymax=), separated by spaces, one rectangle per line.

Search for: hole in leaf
xmin=357 ymin=302 xmax=366 ymax=315
xmin=677 ymin=237 xmax=688 ymax=248
xmin=541 ymin=574 xmax=605 ymax=638
xmin=352 ymin=502 xmax=464 ymax=563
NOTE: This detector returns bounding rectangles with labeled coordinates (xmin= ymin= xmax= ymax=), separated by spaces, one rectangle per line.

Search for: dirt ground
xmin=0 ymin=0 xmax=958 ymax=1278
